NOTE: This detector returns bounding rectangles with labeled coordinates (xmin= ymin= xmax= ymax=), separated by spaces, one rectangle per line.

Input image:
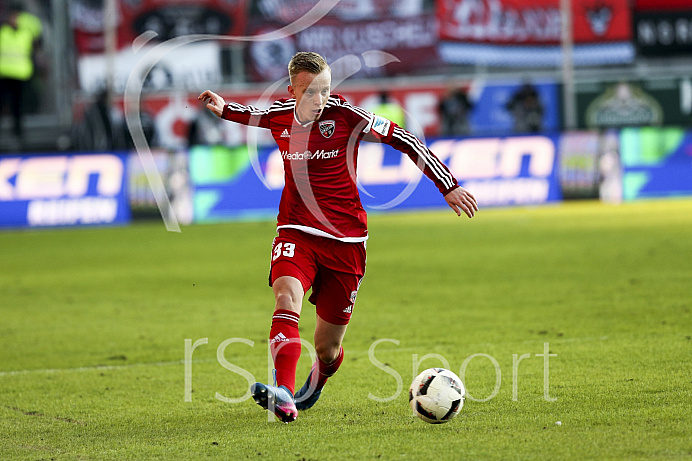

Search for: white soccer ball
xmin=409 ymin=368 xmax=465 ymax=424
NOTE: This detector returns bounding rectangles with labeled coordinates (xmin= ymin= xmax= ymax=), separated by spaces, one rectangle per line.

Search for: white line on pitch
xmin=0 ymin=358 xmax=218 ymax=377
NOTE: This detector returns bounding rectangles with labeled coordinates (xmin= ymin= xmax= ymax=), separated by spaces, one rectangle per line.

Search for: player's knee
xmin=315 ymin=342 xmax=340 ymax=364
xmin=275 ymin=292 xmax=300 ymax=312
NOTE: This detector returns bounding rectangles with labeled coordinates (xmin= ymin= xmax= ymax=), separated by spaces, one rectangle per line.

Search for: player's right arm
xmin=197 ymin=90 xmax=273 ymax=128
xmin=198 ymin=90 xmax=225 ymax=117
xmin=330 ymin=94 xmax=478 ymax=218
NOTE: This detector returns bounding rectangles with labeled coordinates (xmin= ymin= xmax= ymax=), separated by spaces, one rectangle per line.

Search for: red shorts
xmin=269 ymin=228 xmax=366 ymax=325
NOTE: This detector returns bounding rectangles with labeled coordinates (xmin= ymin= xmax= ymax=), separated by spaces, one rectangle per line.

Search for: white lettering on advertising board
xmin=0 ymin=154 xmax=123 ymax=200
xmin=265 ymin=135 xmax=556 ymax=206
xmin=0 ymin=154 xmax=124 ymax=226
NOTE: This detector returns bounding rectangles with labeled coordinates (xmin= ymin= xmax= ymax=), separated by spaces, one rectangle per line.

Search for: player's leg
xmin=299 ymin=316 xmax=347 ymax=403
xmin=268 ymin=275 xmax=304 ymax=394
xmin=268 ymin=231 xmax=316 ymax=393
xmin=314 ymin=315 xmax=349 ymax=387
xmin=251 ymin=232 xmax=316 ymax=422
xmin=295 ymin=240 xmax=366 ymax=410
xmin=251 ymin=276 xmax=306 ymax=423
xmin=314 ymin=315 xmax=347 ymax=364
xmin=296 ymin=272 xmax=365 ymax=409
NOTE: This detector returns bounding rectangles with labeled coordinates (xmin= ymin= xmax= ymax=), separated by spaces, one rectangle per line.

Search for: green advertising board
xmin=576 ymin=78 xmax=692 ymax=129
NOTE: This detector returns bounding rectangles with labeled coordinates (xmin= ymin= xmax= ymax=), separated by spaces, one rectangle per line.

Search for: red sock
xmin=269 ymin=309 xmax=301 ymax=395
xmin=313 ymin=346 xmax=344 ymax=390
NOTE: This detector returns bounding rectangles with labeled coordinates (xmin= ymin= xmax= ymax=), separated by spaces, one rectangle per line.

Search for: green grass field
xmin=1 ymin=199 xmax=691 ymax=460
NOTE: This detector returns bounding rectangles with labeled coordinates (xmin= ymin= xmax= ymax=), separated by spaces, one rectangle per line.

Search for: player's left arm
xmin=364 ymin=117 xmax=478 ymax=218
xmin=443 ymin=186 xmax=478 ymax=219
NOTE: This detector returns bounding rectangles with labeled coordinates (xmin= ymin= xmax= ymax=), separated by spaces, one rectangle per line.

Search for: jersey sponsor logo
xmin=280 ymin=149 xmax=339 ymax=161
xmin=280 ymin=129 xmax=290 ymax=138
xmin=372 ymin=115 xmax=391 ymax=136
xmin=318 ymin=120 xmax=335 ymax=138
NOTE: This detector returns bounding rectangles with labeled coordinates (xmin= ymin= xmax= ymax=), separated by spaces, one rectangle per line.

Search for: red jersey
xmin=221 ymin=94 xmax=458 ymax=242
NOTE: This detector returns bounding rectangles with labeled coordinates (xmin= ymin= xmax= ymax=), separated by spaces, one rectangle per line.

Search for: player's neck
xmin=294 ymin=110 xmax=315 ymax=127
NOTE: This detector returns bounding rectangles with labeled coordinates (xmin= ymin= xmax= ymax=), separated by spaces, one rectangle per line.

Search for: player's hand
xmin=198 ymin=90 xmax=225 ymax=117
xmin=445 ymin=186 xmax=478 ymax=218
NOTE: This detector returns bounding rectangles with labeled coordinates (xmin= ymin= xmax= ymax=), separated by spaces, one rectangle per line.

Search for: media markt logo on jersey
xmin=586 ymin=82 xmax=663 ymax=128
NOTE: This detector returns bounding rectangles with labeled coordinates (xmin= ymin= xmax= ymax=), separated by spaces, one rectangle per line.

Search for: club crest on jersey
xmin=319 ymin=120 xmax=335 ymax=138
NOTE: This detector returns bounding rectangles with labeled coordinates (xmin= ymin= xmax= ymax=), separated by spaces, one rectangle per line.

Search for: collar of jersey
xmin=293 ymin=110 xmax=318 ymax=128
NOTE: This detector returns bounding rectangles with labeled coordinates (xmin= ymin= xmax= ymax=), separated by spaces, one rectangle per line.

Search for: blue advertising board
xmin=436 ymin=135 xmax=562 ymax=207
xmin=0 ymin=153 xmax=130 ymax=228
xmin=190 ymin=134 xmax=562 ymax=223
xmin=470 ymin=80 xmax=560 ymax=136
xmin=189 ymin=145 xmax=280 ymax=222
xmin=620 ymin=128 xmax=692 ymax=200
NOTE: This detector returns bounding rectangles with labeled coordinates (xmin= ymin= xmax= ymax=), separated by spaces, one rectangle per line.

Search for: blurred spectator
xmin=71 ymin=90 xmax=120 ymax=151
xmin=371 ymin=91 xmax=406 ymax=129
xmin=438 ymin=87 xmax=474 ymax=136
xmin=71 ymin=90 xmax=158 ymax=151
xmin=0 ymin=1 xmax=42 ymax=150
xmin=599 ymin=131 xmax=622 ymax=204
xmin=505 ymin=82 xmax=544 ymax=133
xmin=187 ymin=107 xmax=225 ymax=146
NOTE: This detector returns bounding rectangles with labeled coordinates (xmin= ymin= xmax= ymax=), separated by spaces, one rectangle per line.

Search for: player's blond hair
xmin=288 ymin=52 xmax=330 ymax=84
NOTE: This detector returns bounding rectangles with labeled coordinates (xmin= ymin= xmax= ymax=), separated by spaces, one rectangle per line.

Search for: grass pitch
xmin=1 ymin=199 xmax=691 ymax=460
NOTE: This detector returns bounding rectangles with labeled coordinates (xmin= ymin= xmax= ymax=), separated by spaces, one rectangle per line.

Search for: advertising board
xmin=70 ymin=0 xmax=247 ymax=55
xmin=576 ymin=79 xmax=692 ymax=129
xmin=634 ymin=10 xmax=692 ymax=56
xmin=620 ymin=128 xmax=692 ymax=200
xmin=189 ymin=134 xmax=562 ymax=223
xmin=0 ymin=153 xmax=130 ymax=228
xmin=437 ymin=0 xmax=634 ymax=66
xmin=246 ymin=14 xmax=441 ymax=81
xmin=469 ymin=80 xmax=560 ymax=136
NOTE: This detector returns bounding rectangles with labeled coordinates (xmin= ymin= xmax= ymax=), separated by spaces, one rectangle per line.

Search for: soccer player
xmin=198 ymin=52 xmax=477 ymax=423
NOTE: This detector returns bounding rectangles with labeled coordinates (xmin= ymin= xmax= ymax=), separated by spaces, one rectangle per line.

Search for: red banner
xmin=573 ymin=0 xmax=631 ymax=42
xmin=635 ymin=0 xmax=692 ymax=11
xmin=246 ymin=14 xmax=442 ymax=82
xmin=71 ymin=0 xmax=247 ymax=55
xmin=437 ymin=0 xmax=631 ymax=45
